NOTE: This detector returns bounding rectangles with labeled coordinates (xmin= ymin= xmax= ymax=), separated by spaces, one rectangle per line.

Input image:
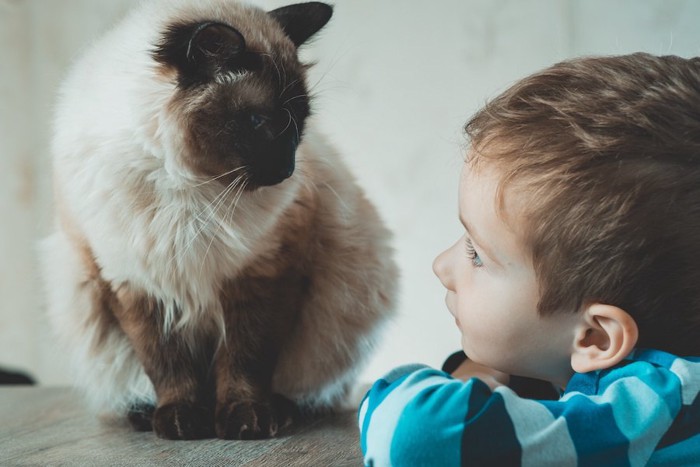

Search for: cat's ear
xmin=186 ymin=23 xmax=246 ymax=69
xmin=154 ymin=22 xmax=247 ymax=85
xmin=269 ymin=2 xmax=333 ymax=48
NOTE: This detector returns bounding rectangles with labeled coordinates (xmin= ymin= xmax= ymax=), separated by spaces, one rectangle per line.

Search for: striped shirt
xmin=358 ymin=349 xmax=700 ymax=466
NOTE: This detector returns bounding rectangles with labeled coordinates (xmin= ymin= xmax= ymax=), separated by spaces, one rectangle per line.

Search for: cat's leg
xmin=214 ymin=275 xmax=302 ymax=440
xmin=111 ymin=288 xmax=214 ymax=440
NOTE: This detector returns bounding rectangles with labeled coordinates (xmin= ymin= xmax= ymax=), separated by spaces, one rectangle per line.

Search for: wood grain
xmin=0 ymin=387 xmax=363 ymax=466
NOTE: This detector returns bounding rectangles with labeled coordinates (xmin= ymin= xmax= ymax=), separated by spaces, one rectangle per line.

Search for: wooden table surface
xmin=0 ymin=387 xmax=363 ymax=466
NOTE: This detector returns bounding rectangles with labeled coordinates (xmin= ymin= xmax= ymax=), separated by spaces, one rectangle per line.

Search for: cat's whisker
xmin=199 ymin=172 xmax=250 ymax=274
xmin=222 ymin=180 xmax=246 ymax=236
xmin=304 ymin=157 xmax=340 ymax=171
xmin=231 ymin=179 xmax=248 ymax=219
xmin=198 ymin=180 xmax=247 ymax=286
xmin=191 ymin=166 xmax=247 ymax=188
xmin=173 ymin=177 xmax=240 ymax=268
xmin=196 ymin=175 xmax=246 ymax=272
xmin=175 ymin=190 xmax=234 ymax=269
xmin=223 ymin=169 xmax=249 ymax=227
xmin=288 ymin=109 xmax=301 ymax=142
xmin=306 ymin=45 xmax=350 ymax=95
xmin=187 ymin=189 xmax=232 ymax=247
xmin=278 ymin=108 xmax=294 ymax=138
xmin=305 ymin=63 xmax=336 ymax=97
xmin=322 ymin=181 xmax=352 ymax=214
xmin=192 ymin=176 xmax=241 ymax=224
xmin=282 ymin=94 xmax=309 ymax=106
xmin=280 ymin=77 xmax=302 ymax=98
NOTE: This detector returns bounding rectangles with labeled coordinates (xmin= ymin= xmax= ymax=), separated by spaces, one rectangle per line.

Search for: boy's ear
xmin=570 ymin=303 xmax=638 ymax=374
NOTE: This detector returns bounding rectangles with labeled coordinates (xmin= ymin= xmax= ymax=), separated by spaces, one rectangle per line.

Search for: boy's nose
xmin=433 ymin=247 xmax=455 ymax=292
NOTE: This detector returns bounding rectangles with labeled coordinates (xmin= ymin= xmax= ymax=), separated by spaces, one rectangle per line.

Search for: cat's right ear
xmin=269 ymin=2 xmax=333 ymax=47
xmin=153 ymin=22 xmax=247 ymax=87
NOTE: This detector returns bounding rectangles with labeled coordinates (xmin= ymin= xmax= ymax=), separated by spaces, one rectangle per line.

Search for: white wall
xmin=2 ymin=0 xmax=700 ymax=385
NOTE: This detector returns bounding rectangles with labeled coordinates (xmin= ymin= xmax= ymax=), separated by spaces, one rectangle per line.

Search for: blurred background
xmin=2 ymin=0 xmax=700 ymax=386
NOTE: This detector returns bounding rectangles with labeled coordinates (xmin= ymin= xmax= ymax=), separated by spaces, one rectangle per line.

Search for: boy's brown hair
xmin=466 ymin=53 xmax=700 ymax=356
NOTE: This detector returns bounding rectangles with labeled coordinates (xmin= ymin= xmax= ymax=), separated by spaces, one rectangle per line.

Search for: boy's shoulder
xmin=565 ymin=348 xmax=700 ymax=398
xmin=628 ymin=348 xmax=700 ymax=368
xmin=360 ymin=350 xmax=700 ymax=466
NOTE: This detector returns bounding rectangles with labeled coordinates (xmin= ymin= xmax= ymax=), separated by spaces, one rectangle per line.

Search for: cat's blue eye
xmin=250 ymin=113 xmax=267 ymax=130
xmin=465 ymin=237 xmax=484 ymax=268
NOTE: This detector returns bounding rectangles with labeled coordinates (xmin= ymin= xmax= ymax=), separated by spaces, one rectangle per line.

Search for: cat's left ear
xmin=269 ymin=2 xmax=333 ymax=48
xmin=154 ymin=22 xmax=249 ymax=86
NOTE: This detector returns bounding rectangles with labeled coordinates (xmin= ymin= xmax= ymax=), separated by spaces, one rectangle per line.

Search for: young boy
xmin=359 ymin=53 xmax=700 ymax=466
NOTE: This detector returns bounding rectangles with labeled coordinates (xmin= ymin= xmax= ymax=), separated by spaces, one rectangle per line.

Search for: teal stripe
xmin=389 ymin=376 xmax=475 ymax=466
xmin=360 ymin=365 xmax=435 ymax=463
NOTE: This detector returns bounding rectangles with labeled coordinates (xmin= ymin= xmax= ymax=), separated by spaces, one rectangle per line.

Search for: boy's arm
xmin=359 ymin=364 xmax=520 ymax=466
xmin=359 ymin=362 xmax=682 ymax=466
xmin=443 ymin=350 xmax=560 ymax=400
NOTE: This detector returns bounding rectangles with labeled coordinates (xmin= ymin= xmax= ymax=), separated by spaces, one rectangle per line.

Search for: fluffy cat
xmin=41 ymin=0 xmax=398 ymax=440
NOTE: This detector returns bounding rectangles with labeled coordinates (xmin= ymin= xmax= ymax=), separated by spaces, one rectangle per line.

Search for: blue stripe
xmin=657 ymin=391 xmax=700 ymax=449
xmin=632 ymin=349 xmax=700 ymax=367
xmin=543 ymin=394 xmax=629 ymax=467
xmin=630 ymin=349 xmax=679 ymax=370
xmin=461 ymin=380 xmax=521 ymax=465
xmin=649 ymin=432 xmax=700 ymax=466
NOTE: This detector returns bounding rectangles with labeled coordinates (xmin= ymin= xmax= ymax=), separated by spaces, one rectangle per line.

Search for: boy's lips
xmin=444 ymin=300 xmax=460 ymax=327
xmin=444 ymin=293 xmax=454 ymax=311
xmin=445 ymin=293 xmax=457 ymax=320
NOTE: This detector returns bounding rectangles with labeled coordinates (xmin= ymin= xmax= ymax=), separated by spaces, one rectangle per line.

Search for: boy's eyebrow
xmin=460 ymin=214 xmax=499 ymax=264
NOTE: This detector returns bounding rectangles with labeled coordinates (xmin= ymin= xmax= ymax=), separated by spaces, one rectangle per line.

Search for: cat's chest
xmin=89 ymin=179 xmax=307 ymax=303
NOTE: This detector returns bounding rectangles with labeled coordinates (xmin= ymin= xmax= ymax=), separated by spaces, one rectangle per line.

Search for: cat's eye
xmin=250 ymin=113 xmax=267 ymax=130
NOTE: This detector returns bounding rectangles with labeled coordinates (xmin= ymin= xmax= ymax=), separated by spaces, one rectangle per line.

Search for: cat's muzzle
xmin=249 ymin=122 xmax=299 ymax=187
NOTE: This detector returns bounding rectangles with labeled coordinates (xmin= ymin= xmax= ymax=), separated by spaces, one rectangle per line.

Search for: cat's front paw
xmin=127 ymin=403 xmax=156 ymax=432
xmin=152 ymin=402 xmax=214 ymax=440
xmin=215 ymin=394 xmax=299 ymax=440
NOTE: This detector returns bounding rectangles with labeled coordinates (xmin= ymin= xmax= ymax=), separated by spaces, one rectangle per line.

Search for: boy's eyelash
xmin=465 ymin=237 xmax=484 ymax=267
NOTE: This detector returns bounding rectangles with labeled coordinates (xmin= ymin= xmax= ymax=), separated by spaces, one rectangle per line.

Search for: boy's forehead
xmin=460 ymin=162 xmax=503 ymax=214
xmin=459 ymin=162 xmax=530 ymax=258
xmin=459 ymin=163 xmax=532 ymax=274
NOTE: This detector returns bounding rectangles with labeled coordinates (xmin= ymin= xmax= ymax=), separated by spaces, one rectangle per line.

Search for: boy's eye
xmin=465 ymin=237 xmax=484 ymax=267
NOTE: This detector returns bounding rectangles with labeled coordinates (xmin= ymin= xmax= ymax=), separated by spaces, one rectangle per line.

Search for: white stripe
xmin=604 ymin=377 xmax=672 ymax=467
xmin=670 ymin=358 xmax=700 ymax=405
xmin=497 ymin=386 xmax=577 ymax=467
xmin=364 ymin=371 xmax=448 ymax=467
xmin=358 ymin=397 xmax=369 ymax=430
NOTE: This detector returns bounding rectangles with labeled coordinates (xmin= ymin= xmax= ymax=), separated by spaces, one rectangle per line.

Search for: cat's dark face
xmin=153 ymin=3 xmax=332 ymax=188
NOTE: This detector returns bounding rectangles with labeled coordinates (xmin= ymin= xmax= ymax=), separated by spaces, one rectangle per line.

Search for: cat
xmin=41 ymin=0 xmax=398 ymax=440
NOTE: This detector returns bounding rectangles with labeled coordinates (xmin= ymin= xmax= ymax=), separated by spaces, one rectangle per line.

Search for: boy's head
xmin=466 ymin=53 xmax=700 ymax=354
xmin=435 ymin=53 xmax=700 ymax=383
